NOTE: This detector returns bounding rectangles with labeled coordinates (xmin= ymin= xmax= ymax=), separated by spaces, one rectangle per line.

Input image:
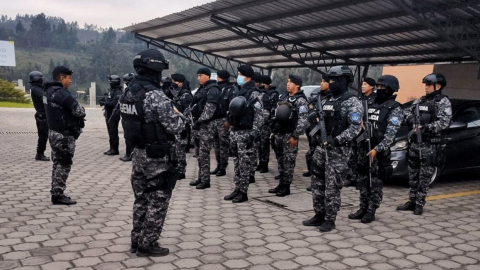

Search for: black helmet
xmin=327 ymin=66 xmax=354 ymax=83
xmin=123 ymin=73 xmax=135 ymax=82
xmin=229 ymin=96 xmax=247 ymax=117
xmin=422 ymin=73 xmax=447 ymax=88
xmin=275 ymin=104 xmax=292 ymax=122
xmin=376 ymin=75 xmax=399 ymax=92
xmin=108 ymin=75 xmax=121 ymax=85
xmin=29 ymin=71 xmax=44 ymax=83
xmin=133 ymin=49 xmax=169 ymax=72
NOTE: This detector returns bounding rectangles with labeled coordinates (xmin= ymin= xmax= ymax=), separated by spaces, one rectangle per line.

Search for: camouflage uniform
xmin=272 ymin=91 xmax=309 ymax=186
xmin=310 ymin=92 xmax=363 ymax=221
xmin=257 ymin=86 xmax=272 ymax=169
xmin=230 ymin=80 xmax=264 ymax=193
xmin=173 ymin=86 xmax=193 ymax=175
xmin=43 ymin=81 xmax=86 ymax=197
xmin=125 ymin=77 xmax=185 ymax=250
xmin=405 ymin=92 xmax=452 ymax=207
xmin=356 ymin=98 xmax=403 ymax=214
xmin=193 ymin=80 xmax=222 ymax=185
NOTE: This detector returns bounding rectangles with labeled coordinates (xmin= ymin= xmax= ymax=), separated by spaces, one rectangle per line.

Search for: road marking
xmin=426 ymin=190 xmax=480 ymax=201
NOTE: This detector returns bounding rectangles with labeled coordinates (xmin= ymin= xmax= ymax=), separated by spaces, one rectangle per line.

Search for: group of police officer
xmin=28 ymin=47 xmax=452 ymax=256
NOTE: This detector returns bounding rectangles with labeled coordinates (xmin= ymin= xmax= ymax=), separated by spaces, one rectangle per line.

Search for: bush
xmin=0 ymin=79 xmax=31 ymax=103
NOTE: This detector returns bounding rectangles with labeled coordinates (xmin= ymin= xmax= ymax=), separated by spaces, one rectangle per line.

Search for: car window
xmin=455 ymin=106 xmax=480 ymax=128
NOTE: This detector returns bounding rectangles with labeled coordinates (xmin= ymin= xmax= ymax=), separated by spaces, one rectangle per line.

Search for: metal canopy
xmin=124 ymin=0 xmax=480 ymax=74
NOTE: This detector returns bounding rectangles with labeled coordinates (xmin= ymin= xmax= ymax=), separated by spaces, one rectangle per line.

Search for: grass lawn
xmin=0 ymin=101 xmax=34 ymax=108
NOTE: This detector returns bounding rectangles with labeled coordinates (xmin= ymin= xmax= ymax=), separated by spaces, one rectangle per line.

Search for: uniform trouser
xmin=49 ymin=130 xmax=76 ymax=196
xmin=311 ymin=145 xmax=350 ymax=221
xmin=230 ymin=130 xmax=253 ymax=193
xmin=106 ymin=113 xmax=120 ymax=151
xmin=175 ymin=130 xmax=189 ymax=174
xmin=251 ymin=139 xmax=260 ymax=177
xmin=407 ymin=142 xmax=437 ymax=207
xmin=345 ymin=143 xmax=360 ymax=185
xmin=35 ymin=115 xmax=49 ymax=154
xmin=274 ymin=133 xmax=298 ymax=185
xmin=121 ymin=121 xmax=133 ymax=157
xmin=258 ymin=127 xmax=271 ymax=165
xmin=211 ymin=118 xmax=230 ymax=171
xmin=130 ymin=148 xmax=172 ymax=249
xmin=356 ymin=151 xmax=384 ymax=213
xmin=198 ymin=123 xmax=215 ymax=184
xmin=305 ymin=148 xmax=314 ymax=174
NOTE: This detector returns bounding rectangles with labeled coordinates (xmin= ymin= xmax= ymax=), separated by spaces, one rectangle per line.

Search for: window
xmin=455 ymin=106 xmax=480 ymax=128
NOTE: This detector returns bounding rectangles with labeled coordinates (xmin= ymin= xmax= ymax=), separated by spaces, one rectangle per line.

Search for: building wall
xmin=433 ymin=63 xmax=480 ymax=100
xmin=382 ymin=65 xmax=434 ymax=104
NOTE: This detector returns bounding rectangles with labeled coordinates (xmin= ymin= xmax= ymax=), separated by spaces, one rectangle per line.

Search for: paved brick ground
xmin=1 ymin=107 xmax=480 ymax=270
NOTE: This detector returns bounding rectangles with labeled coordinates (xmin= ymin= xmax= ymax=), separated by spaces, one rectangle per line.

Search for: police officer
xmin=100 ymin=75 xmax=123 ymax=155
xmin=44 ymin=66 xmax=86 ymax=205
xmin=253 ymin=72 xmax=273 ymax=174
xmin=120 ymin=73 xmax=135 ymax=162
xmin=397 ymin=73 xmax=452 ymax=215
xmin=171 ymin=73 xmax=193 ymax=180
xmin=188 ymin=68 xmax=222 ymax=189
xmin=269 ymin=75 xmax=308 ymax=197
xmin=29 ymin=71 xmax=50 ymax=161
xmin=224 ymin=65 xmax=264 ymax=203
xmin=210 ymin=70 xmax=237 ymax=176
xmin=345 ymin=77 xmax=377 ymax=186
xmin=120 ymin=49 xmax=185 ymax=257
xmin=305 ymin=75 xmax=331 ymax=192
xmin=264 ymin=75 xmax=279 ymax=174
xmin=349 ymin=75 xmax=403 ymax=223
xmin=303 ymin=66 xmax=363 ymax=232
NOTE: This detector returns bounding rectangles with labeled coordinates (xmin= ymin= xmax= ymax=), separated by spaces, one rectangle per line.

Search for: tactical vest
xmin=119 ymin=84 xmax=170 ymax=148
xmin=259 ymin=88 xmax=272 ymax=110
xmin=44 ymin=85 xmax=78 ymax=132
xmin=368 ymin=97 xmax=401 ymax=147
xmin=418 ymin=93 xmax=446 ymax=129
xmin=31 ymin=85 xmax=45 ymax=114
xmin=174 ymin=88 xmax=193 ymax=113
xmin=273 ymin=92 xmax=307 ymax=134
xmin=323 ymin=93 xmax=354 ymax=138
xmin=220 ymin=84 xmax=237 ymax=114
xmin=230 ymin=89 xmax=256 ymax=130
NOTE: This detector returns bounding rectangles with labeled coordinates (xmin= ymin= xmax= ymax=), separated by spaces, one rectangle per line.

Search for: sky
xmin=1 ymin=0 xmax=214 ymax=29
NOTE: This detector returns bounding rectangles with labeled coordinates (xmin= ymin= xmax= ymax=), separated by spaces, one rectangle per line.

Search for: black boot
xmin=189 ymin=179 xmax=201 ymax=186
xmin=302 ymin=171 xmax=311 ymax=177
xmin=104 ymin=149 xmax=119 ymax=156
xmin=136 ymin=245 xmax=169 ymax=257
xmin=35 ymin=153 xmax=50 ymax=161
xmin=302 ymin=214 xmax=325 ymax=226
xmin=249 ymin=175 xmax=256 ymax=184
xmin=51 ymin=195 xmax=76 ymax=205
xmin=210 ymin=168 xmax=219 ymax=175
xmin=319 ymin=220 xmax=335 ymax=232
xmin=216 ymin=169 xmax=226 ymax=177
xmin=119 ymin=155 xmax=132 ymax=162
xmin=276 ymin=184 xmax=290 ymax=197
xmin=414 ymin=205 xmax=424 ymax=215
xmin=397 ymin=201 xmax=416 ymax=211
xmin=232 ymin=192 xmax=248 ymax=203
xmin=130 ymin=244 xmax=138 ymax=254
xmin=260 ymin=162 xmax=269 ymax=173
xmin=274 ymin=175 xmax=281 ymax=180
xmin=361 ymin=210 xmax=376 ymax=223
xmin=268 ymin=183 xmax=282 ymax=194
xmin=196 ymin=182 xmax=211 ymax=189
xmin=178 ymin=173 xmax=186 ymax=180
xmin=306 ymin=186 xmax=312 ymax=192
xmin=348 ymin=208 xmax=367 ymax=220
xmin=255 ymin=164 xmax=261 ymax=171
xmin=224 ymin=189 xmax=239 ymax=201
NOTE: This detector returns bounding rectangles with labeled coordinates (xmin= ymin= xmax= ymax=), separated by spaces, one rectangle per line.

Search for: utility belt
xmin=54 ymin=128 xmax=81 ymax=139
xmin=144 ymin=142 xmax=180 ymax=191
xmin=411 ymin=134 xmax=442 ymax=144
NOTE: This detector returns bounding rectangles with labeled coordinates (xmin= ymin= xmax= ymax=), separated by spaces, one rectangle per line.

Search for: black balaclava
xmin=375 ymin=88 xmax=394 ymax=103
xmin=329 ymin=76 xmax=348 ymax=98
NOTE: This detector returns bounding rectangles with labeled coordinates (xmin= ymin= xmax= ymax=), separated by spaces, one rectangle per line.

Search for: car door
xmin=442 ymin=104 xmax=480 ymax=171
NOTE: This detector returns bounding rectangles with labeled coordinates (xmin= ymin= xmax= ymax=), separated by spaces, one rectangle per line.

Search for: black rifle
xmin=356 ymin=99 xmax=373 ymax=187
xmin=309 ymin=92 xmax=328 ymax=162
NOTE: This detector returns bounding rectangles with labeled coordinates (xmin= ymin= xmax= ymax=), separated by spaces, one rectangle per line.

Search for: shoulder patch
xmin=390 ymin=116 xmax=400 ymax=125
xmin=350 ymin=112 xmax=361 ymax=123
xmin=254 ymin=101 xmax=262 ymax=109
xmin=299 ymin=105 xmax=307 ymax=114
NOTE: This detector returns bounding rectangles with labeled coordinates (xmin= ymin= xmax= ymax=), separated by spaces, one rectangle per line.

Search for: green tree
xmin=15 ymin=21 xmax=25 ymax=34
xmin=0 ymin=78 xmax=30 ymax=103
xmin=27 ymin=13 xmax=52 ymax=48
